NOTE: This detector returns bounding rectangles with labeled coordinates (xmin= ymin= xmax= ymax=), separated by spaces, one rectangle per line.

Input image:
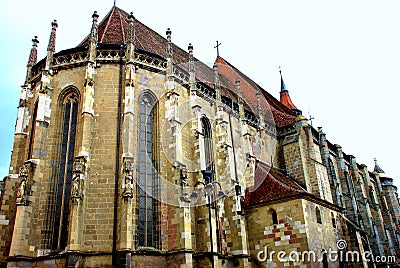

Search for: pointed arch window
xmin=201 ymin=116 xmax=214 ymax=181
xmin=27 ymin=102 xmax=38 ymax=159
xmin=52 ymin=91 xmax=79 ymax=250
xmin=137 ymin=92 xmax=160 ymax=248
xmin=331 ymin=212 xmax=337 ymax=228
xmin=316 ymin=207 xmax=322 ymax=224
xmin=269 ymin=209 xmax=278 ymax=225
xmin=369 ymin=186 xmax=377 ymax=204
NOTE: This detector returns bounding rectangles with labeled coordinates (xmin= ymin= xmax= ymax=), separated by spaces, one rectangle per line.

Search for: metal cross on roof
xmin=114 ymin=0 xmax=116 ymax=6
xmin=214 ymin=41 xmax=222 ymax=57
xmin=308 ymin=112 xmax=315 ymax=126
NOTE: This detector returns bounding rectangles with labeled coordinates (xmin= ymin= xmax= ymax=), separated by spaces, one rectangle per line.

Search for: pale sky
xmin=0 ymin=0 xmax=399 ymax=187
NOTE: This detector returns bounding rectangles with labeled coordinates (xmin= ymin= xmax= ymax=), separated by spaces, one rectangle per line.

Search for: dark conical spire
xmin=373 ymin=158 xmax=385 ymax=174
xmin=280 ymin=69 xmax=287 ymax=92
xmin=25 ymin=36 xmax=39 ymax=83
xmin=279 ymin=68 xmax=302 ymax=116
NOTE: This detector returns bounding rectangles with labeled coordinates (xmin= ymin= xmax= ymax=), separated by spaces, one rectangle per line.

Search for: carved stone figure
xmin=71 ymin=174 xmax=81 ymax=198
xmin=180 ymin=167 xmax=188 ymax=187
xmin=71 ymin=156 xmax=86 ymax=201
xmin=16 ymin=162 xmax=34 ymax=205
xmin=122 ymin=159 xmax=134 ymax=198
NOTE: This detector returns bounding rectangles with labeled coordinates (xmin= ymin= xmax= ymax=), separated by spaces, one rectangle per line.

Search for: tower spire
xmin=278 ymin=68 xmax=302 ymax=116
xmin=256 ymin=89 xmax=264 ymax=130
xmin=25 ymin=36 xmax=39 ymax=83
xmin=213 ymin=63 xmax=221 ymax=103
xmin=89 ymin=11 xmax=99 ymax=62
xmin=236 ymin=79 xmax=245 ymax=120
xmin=373 ymin=158 xmax=385 ymax=174
xmin=279 ymin=68 xmax=287 ymax=92
xmin=45 ymin=20 xmax=58 ymax=70
xmin=126 ymin=12 xmax=135 ymax=63
xmin=166 ymin=28 xmax=172 ymax=59
xmin=188 ymin=43 xmax=195 ymax=90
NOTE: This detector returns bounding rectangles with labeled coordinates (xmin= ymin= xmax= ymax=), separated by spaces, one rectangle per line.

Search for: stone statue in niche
xmin=16 ymin=179 xmax=26 ymax=200
xmin=123 ymin=159 xmax=134 ymax=198
xmin=16 ymin=162 xmax=34 ymax=205
xmin=71 ymin=156 xmax=86 ymax=201
xmin=71 ymin=173 xmax=81 ymax=198
xmin=180 ymin=167 xmax=188 ymax=187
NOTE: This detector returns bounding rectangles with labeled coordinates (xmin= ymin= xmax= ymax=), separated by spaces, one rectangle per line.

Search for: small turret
xmin=188 ymin=43 xmax=195 ymax=90
xmin=25 ymin=36 xmax=39 ymax=83
xmin=256 ymin=90 xmax=264 ymax=130
xmin=45 ymin=20 xmax=58 ymax=70
xmin=236 ymin=79 xmax=244 ymax=120
xmin=126 ymin=12 xmax=135 ymax=63
xmin=373 ymin=158 xmax=385 ymax=174
xmin=166 ymin=28 xmax=172 ymax=59
xmin=89 ymin=11 xmax=99 ymax=62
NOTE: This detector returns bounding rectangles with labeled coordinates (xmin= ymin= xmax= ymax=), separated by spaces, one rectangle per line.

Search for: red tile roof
xmin=280 ymin=90 xmax=298 ymax=110
xmin=79 ymin=6 xmax=189 ymax=65
xmin=244 ymin=161 xmax=344 ymax=212
xmin=243 ymin=161 xmax=306 ymax=208
xmin=79 ymin=6 xmax=296 ymax=128
xmin=215 ymin=57 xmax=297 ymax=127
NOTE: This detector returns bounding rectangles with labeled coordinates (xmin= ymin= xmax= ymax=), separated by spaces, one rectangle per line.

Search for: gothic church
xmin=0 ymin=5 xmax=399 ymax=268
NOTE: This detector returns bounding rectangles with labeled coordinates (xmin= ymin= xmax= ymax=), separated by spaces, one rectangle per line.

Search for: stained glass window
xmin=52 ymin=92 xmax=78 ymax=250
xmin=137 ymin=93 xmax=159 ymax=248
xmin=27 ymin=102 xmax=38 ymax=159
xmin=316 ymin=207 xmax=322 ymax=224
xmin=201 ymin=116 xmax=214 ymax=178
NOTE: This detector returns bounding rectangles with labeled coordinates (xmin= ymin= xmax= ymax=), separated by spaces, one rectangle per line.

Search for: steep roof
xmin=215 ymin=57 xmax=296 ymax=127
xmin=373 ymin=158 xmax=385 ymax=174
xmin=279 ymin=70 xmax=301 ymax=114
xmin=79 ymin=6 xmax=189 ymax=65
xmin=79 ymin=6 xmax=296 ymax=128
xmin=244 ymin=161 xmax=343 ymax=212
xmin=243 ymin=161 xmax=306 ymax=207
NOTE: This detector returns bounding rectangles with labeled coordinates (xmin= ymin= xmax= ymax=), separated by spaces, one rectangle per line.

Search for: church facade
xmin=0 ymin=5 xmax=399 ymax=268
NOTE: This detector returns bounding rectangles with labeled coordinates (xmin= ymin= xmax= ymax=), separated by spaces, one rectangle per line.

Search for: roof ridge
xmin=116 ymin=7 xmax=126 ymax=44
xmin=100 ymin=6 xmax=116 ymax=44
xmin=217 ymin=56 xmax=296 ymax=116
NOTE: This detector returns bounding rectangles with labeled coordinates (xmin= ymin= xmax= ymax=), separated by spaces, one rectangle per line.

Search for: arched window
xmin=271 ymin=209 xmax=278 ymax=225
xmin=369 ymin=186 xmax=377 ymax=204
xmin=137 ymin=92 xmax=160 ymax=248
xmin=52 ymin=91 xmax=79 ymax=250
xmin=331 ymin=212 xmax=337 ymax=228
xmin=316 ymin=207 xmax=322 ymax=224
xmin=27 ymin=101 xmax=38 ymax=159
xmin=201 ymin=116 xmax=214 ymax=180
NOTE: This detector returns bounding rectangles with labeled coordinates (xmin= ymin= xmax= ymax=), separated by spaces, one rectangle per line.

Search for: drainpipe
xmin=112 ymin=44 xmax=124 ymax=267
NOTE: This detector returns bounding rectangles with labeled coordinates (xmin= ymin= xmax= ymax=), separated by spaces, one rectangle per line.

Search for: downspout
xmin=112 ymin=44 xmax=124 ymax=267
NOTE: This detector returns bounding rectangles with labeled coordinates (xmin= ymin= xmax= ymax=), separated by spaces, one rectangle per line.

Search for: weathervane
xmin=214 ymin=41 xmax=222 ymax=57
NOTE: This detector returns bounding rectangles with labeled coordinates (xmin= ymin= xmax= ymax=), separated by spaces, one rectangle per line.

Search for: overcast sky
xmin=0 ymin=0 xmax=399 ymax=187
